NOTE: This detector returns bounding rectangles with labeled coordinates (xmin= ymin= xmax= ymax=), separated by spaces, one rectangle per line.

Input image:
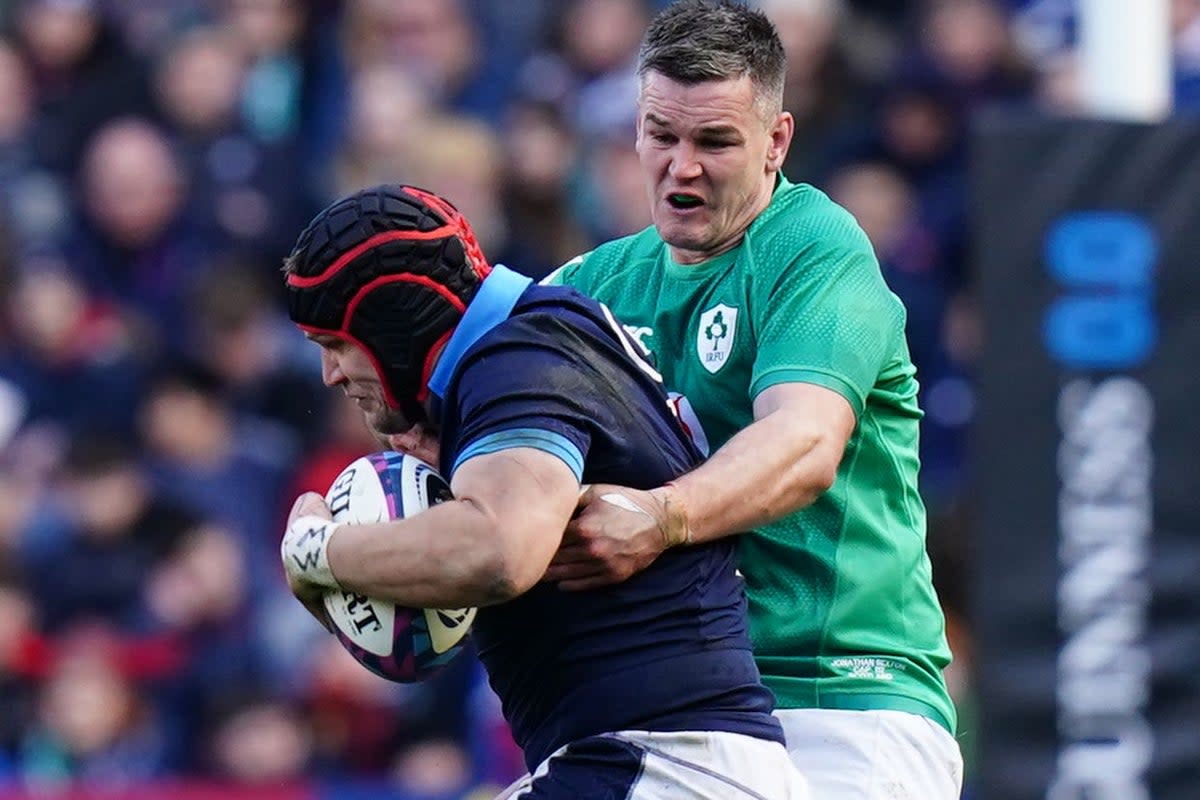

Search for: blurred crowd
xmin=0 ymin=0 xmax=1198 ymax=797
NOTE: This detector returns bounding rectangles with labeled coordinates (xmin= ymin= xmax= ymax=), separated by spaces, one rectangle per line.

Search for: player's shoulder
xmin=749 ymin=177 xmax=876 ymax=274
xmin=541 ymin=225 xmax=663 ymax=290
xmin=474 ymin=287 xmax=606 ymax=355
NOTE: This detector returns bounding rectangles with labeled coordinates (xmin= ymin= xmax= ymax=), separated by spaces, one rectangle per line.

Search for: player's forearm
xmin=326 ymin=500 xmax=522 ymax=608
xmin=661 ymin=409 xmax=841 ymax=544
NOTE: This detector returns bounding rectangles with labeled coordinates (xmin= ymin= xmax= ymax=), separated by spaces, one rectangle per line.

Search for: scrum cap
xmin=285 ymin=185 xmax=491 ymax=420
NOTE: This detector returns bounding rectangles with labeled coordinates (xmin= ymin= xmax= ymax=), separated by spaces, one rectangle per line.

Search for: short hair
xmin=637 ymin=0 xmax=786 ymax=112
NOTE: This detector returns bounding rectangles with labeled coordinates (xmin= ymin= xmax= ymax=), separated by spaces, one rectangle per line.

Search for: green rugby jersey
xmin=548 ymin=176 xmax=956 ymax=733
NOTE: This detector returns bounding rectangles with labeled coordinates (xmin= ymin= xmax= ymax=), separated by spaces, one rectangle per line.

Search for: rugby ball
xmin=322 ymin=452 xmax=475 ymax=682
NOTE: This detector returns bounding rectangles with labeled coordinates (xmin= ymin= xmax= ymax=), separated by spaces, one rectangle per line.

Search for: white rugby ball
xmin=322 ymin=451 xmax=475 ymax=682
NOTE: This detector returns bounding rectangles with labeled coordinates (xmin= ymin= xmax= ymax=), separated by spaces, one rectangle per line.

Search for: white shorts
xmin=496 ymin=730 xmax=811 ymax=799
xmin=776 ymin=708 xmax=964 ymax=800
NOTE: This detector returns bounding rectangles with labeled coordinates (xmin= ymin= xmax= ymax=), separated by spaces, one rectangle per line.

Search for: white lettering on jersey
xmin=624 ymin=325 xmax=654 ymax=352
xmin=596 ymin=311 xmax=712 ymax=458
xmin=599 ymin=303 xmax=663 ymax=384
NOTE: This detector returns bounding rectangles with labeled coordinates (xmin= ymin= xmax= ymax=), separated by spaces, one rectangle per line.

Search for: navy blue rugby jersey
xmin=426 ymin=266 xmax=782 ymax=769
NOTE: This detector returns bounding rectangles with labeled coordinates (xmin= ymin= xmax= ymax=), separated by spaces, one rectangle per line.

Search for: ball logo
xmin=425 ymin=606 xmax=476 ymax=654
xmin=327 ymin=589 xmax=395 ymax=656
xmin=327 ymin=467 xmax=357 ymax=517
xmin=343 ymin=591 xmax=383 ymax=635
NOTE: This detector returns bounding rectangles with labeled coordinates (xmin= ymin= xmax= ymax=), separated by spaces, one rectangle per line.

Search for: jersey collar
xmin=427 ymin=264 xmax=532 ymax=402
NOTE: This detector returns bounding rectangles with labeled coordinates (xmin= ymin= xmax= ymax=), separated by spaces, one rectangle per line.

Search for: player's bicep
xmin=753 ymin=382 xmax=856 ymax=483
xmin=450 ymin=447 xmax=580 ymax=595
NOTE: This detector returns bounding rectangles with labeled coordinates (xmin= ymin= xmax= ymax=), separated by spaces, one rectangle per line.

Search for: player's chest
xmin=606 ymin=285 xmax=756 ymax=431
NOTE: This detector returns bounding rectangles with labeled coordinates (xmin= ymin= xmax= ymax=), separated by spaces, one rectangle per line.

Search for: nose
xmin=668 ymin=143 xmax=702 ymax=181
xmin=320 ymin=348 xmax=345 ymax=388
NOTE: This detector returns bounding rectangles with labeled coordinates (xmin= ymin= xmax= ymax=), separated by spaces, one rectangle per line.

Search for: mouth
xmin=666 ymin=192 xmax=705 ymax=211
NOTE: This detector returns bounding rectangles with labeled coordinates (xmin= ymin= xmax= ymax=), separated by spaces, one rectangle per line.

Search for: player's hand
xmin=543 ymin=484 xmax=690 ymax=591
xmin=281 ymin=492 xmax=340 ymax=633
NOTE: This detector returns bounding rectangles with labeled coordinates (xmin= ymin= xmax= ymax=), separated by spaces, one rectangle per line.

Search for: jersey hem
xmin=750 ymin=367 xmax=864 ymax=417
xmin=772 ymin=691 xmax=956 ymax=736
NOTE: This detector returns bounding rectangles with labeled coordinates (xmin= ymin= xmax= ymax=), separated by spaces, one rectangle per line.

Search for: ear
xmin=766 ymin=111 xmax=794 ymax=173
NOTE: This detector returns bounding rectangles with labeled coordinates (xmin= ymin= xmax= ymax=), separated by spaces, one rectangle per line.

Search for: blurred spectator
xmin=331 ymin=63 xmax=433 ymax=198
xmin=15 ymin=0 xmax=155 ymax=174
xmin=203 ymin=691 xmax=314 ymax=785
xmin=517 ymin=0 xmax=649 ymax=138
xmin=0 ymin=268 xmax=146 ymax=442
xmin=577 ymin=122 xmax=653 ymax=244
xmin=916 ymin=0 xmax=1033 ymax=107
xmin=0 ymin=575 xmax=37 ymax=774
xmin=186 ymin=261 xmax=329 ymax=453
xmin=759 ymin=0 xmax=874 ymax=181
xmin=563 ymin=0 xmax=649 ymax=137
xmin=137 ymin=362 xmax=289 ymax=586
xmin=154 ymin=25 xmax=248 ymax=140
xmin=155 ymin=24 xmax=316 ymax=261
xmin=405 ymin=115 xmax=508 ymax=256
xmin=0 ymin=38 xmax=70 ymax=252
xmin=18 ymin=629 xmax=169 ymax=786
xmin=340 ymin=0 xmax=512 ymax=124
xmin=1174 ymin=0 xmax=1200 ymax=110
xmin=65 ymin=117 xmax=213 ymax=353
xmin=224 ymin=0 xmax=309 ymax=142
xmin=828 ymin=160 xmax=971 ymax=498
xmin=498 ymin=100 xmax=589 ymax=279
xmin=304 ymin=636 xmax=474 ymax=792
xmin=17 ymin=434 xmax=201 ymax=634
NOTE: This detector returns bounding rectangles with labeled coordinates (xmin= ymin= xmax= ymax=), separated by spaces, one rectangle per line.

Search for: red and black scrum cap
xmin=285 ymin=185 xmax=491 ymax=413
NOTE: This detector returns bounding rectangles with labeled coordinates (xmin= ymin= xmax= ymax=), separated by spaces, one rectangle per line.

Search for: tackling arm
xmin=546 ymin=382 xmax=855 ymax=588
xmin=665 ymin=381 xmax=855 ymax=543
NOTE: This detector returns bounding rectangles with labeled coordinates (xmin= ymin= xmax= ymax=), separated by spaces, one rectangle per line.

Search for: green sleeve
xmin=749 ymin=210 xmax=906 ymax=418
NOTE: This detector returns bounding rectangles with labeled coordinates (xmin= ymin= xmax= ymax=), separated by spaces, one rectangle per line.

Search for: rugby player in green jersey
xmin=543 ymin=1 xmax=963 ymax=796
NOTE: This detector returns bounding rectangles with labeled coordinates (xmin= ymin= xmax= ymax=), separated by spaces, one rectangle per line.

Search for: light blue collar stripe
xmin=453 ymin=429 xmax=584 ymax=482
xmin=428 ymin=264 xmax=533 ymax=400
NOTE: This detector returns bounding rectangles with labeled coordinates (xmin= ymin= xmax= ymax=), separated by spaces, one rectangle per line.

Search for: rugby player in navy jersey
xmin=279 ymin=185 xmax=808 ymax=799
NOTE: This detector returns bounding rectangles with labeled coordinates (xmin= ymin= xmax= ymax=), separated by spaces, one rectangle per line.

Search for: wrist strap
xmin=655 ymin=483 xmax=693 ymax=547
xmin=283 ymin=515 xmax=343 ymax=589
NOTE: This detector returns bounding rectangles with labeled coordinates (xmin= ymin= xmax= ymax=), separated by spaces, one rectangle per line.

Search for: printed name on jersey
xmin=829 ymin=656 xmax=908 ymax=682
xmin=697 ymin=303 xmax=738 ymax=374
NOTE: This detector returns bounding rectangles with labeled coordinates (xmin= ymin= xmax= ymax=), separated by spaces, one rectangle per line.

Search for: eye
xmin=649 ymin=131 xmax=676 ymax=144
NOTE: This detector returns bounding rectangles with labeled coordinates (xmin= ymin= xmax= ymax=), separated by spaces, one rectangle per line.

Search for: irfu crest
xmin=697 ymin=303 xmax=738 ymax=374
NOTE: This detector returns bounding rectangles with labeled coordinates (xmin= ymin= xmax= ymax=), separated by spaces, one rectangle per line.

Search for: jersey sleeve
xmin=749 ymin=203 xmax=906 ymax=418
xmin=448 ymin=321 xmax=595 ymax=481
